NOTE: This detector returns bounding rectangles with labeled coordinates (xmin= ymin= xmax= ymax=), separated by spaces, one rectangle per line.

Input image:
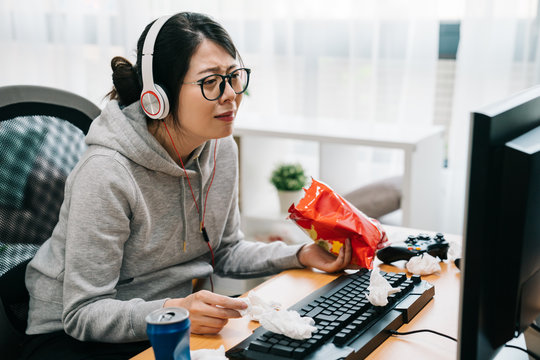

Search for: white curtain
xmin=443 ymin=0 xmax=540 ymax=235
xmin=0 ymin=0 xmax=440 ymax=218
xmin=2 ymin=0 xmax=539 ymax=232
xmin=0 ymin=0 xmax=439 ymax=124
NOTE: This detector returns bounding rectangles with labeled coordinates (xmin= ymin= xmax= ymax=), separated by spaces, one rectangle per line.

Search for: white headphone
xmin=140 ymin=15 xmax=173 ymax=119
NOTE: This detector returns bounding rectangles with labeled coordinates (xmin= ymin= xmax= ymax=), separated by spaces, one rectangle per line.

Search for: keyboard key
xmin=333 ymin=333 xmax=348 ymax=346
xmin=248 ymin=340 xmax=272 ymax=353
xmin=305 ymin=306 xmax=324 ymax=318
xmin=293 ymin=347 xmax=309 ymax=358
xmin=315 ymin=313 xmax=338 ymax=322
xmin=270 ymin=344 xmax=294 ymax=357
xmin=289 ymin=341 xmax=301 ymax=348
xmin=325 ymin=325 xmax=336 ymax=333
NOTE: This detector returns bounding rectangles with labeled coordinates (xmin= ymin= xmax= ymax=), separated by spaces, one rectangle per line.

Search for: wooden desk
xmin=132 ymin=227 xmax=461 ymax=359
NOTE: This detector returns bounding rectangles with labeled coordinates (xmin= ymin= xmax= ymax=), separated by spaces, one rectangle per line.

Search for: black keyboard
xmin=226 ymin=268 xmax=434 ymax=360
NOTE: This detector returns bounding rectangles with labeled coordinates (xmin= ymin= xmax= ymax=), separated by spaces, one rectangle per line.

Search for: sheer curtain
xmin=0 ymin=0 xmax=439 ymax=218
xmin=2 ymin=0 xmax=539 ymax=232
xmin=228 ymin=0 xmax=439 ymax=127
xmin=443 ymin=0 xmax=540 ymax=234
xmin=0 ymin=0 xmax=439 ymax=122
xmin=225 ymin=0 xmax=440 ymax=216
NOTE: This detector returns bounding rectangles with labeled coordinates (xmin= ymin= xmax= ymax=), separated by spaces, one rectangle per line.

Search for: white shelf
xmin=234 ymin=113 xmax=445 ymax=232
xmin=234 ymin=114 xmax=442 ymax=151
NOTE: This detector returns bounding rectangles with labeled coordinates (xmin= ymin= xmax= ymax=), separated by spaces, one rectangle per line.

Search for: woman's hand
xmin=164 ymin=290 xmax=248 ymax=334
xmin=297 ymin=239 xmax=359 ymax=273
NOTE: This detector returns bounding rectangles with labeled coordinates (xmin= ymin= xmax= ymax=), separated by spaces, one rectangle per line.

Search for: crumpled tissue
xmin=447 ymin=239 xmax=461 ymax=261
xmin=190 ymin=345 xmax=227 ymax=360
xmin=366 ymin=268 xmax=401 ymax=306
xmin=239 ymin=291 xmax=317 ymax=340
xmin=406 ymin=253 xmax=441 ymax=275
xmin=238 ymin=291 xmax=281 ymax=321
xmin=260 ymin=309 xmax=317 ymax=340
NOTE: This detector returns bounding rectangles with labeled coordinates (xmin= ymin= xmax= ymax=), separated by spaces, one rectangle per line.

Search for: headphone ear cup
xmin=140 ymin=84 xmax=169 ymax=120
xmin=154 ymin=84 xmax=170 ymax=119
xmin=139 ymin=15 xmax=173 ymax=120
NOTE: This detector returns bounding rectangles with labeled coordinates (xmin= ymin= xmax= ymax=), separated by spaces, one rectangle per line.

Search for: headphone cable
xmin=162 ymin=122 xmax=217 ymax=292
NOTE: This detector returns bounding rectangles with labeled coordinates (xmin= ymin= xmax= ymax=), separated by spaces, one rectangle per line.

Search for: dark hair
xmin=107 ymin=12 xmax=240 ymax=125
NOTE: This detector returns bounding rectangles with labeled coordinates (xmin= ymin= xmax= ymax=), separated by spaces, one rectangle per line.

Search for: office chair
xmin=0 ymin=85 xmax=100 ymax=357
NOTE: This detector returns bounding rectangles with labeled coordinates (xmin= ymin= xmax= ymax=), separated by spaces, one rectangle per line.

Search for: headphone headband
xmin=140 ymin=15 xmax=173 ymax=119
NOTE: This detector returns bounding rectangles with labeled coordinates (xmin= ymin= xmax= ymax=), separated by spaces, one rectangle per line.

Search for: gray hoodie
xmin=25 ymin=100 xmax=304 ymax=342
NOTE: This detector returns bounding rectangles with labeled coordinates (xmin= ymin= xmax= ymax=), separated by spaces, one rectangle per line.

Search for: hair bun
xmin=111 ymin=56 xmax=134 ymax=71
xmin=110 ymin=56 xmax=140 ymax=106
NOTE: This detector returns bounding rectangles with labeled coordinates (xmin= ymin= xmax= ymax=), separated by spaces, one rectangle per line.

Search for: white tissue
xmin=239 ymin=291 xmax=316 ymax=340
xmin=366 ymin=268 xmax=401 ymax=306
xmin=447 ymin=239 xmax=462 ymax=261
xmin=238 ymin=291 xmax=281 ymax=321
xmin=406 ymin=253 xmax=441 ymax=275
xmin=259 ymin=310 xmax=317 ymax=340
xmin=190 ymin=345 xmax=227 ymax=360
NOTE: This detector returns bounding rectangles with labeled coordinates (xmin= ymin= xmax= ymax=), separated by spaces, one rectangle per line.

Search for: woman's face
xmin=176 ymin=38 xmax=243 ymax=142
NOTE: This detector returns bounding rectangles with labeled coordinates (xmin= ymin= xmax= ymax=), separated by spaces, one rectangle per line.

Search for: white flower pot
xmin=277 ymin=189 xmax=304 ymax=214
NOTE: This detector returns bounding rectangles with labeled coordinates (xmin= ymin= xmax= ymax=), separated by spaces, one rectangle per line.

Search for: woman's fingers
xmin=193 ymin=291 xmax=246 ymax=319
xmin=190 ymin=322 xmax=228 ymax=335
xmin=342 ymin=238 xmax=352 ymax=265
xmin=197 ymin=290 xmax=247 ymax=311
xmin=189 ymin=311 xmax=229 ymax=328
xmin=167 ymin=291 xmax=248 ymax=334
xmin=330 ymin=239 xmax=352 ymax=272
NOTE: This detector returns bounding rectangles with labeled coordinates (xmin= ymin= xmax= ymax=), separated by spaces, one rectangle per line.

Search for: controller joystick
xmin=376 ymin=233 xmax=449 ymax=264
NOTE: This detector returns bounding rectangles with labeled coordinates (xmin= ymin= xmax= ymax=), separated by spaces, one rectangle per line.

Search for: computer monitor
xmin=458 ymin=85 xmax=540 ymax=359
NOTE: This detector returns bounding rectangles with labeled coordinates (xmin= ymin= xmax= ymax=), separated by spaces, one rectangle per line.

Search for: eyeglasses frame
xmin=184 ymin=67 xmax=251 ymax=101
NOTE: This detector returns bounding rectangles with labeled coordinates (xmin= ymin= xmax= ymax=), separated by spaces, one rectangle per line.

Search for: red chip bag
xmin=288 ymin=179 xmax=386 ymax=269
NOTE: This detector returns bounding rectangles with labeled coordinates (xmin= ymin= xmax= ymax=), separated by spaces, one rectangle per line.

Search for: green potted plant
xmin=270 ymin=163 xmax=307 ymax=213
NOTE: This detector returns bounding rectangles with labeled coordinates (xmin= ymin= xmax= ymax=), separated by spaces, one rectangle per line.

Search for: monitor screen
xmin=458 ymin=85 xmax=540 ymax=358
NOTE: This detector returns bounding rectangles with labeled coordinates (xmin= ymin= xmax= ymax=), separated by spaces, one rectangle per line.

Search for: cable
xmin=201 ymin=139 xmax=218 ymax=229
xmin=531 ymin=322 xmax=540 ymax=333
xmin=162 ymin=122 xmax=218 ymax=292
xmin=504 ymin=345 xmax=540 ymax=360
xmin=388 ymin=329 xmax=457 ymax=342
xmin=162 ymin=122 xmax=200 ymax=212
xmin=389 ymin=329 xmax=540 ymax=359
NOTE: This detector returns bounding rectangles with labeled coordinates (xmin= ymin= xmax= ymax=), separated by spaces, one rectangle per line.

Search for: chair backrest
xmin=0 ymin=85 xmax=100 ymax=354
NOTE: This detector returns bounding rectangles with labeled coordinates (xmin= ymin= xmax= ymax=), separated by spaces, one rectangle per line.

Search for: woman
xmin=22 ymin=12 xmax=355 ymax=359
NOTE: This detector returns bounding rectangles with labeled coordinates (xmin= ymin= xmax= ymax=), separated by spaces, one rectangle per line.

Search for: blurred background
xmin=1 ymin=0 xmax=539 ymax=237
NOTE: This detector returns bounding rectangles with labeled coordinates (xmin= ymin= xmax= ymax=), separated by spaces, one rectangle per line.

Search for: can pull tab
xmin=158 ymin=311 xmax=175 ymax=322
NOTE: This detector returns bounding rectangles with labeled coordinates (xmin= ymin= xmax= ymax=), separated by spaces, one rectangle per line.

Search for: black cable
xmin=388 ymin=329 xmax=457 ymax=342
xmin=531 ymin=322 xmax=540 ymax=333
xmin=504 ymin=344 xmax=540 ymax=360
xmin=389 ymin=329 xmax=540 ymax=359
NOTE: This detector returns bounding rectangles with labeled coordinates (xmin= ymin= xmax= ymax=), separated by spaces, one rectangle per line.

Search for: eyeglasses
xmin=184 ymin=68 xmax=251 ymax=101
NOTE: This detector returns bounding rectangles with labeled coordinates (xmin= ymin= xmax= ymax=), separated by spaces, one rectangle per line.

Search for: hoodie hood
xmin=85 ymin=100 xmax=207 ymax=177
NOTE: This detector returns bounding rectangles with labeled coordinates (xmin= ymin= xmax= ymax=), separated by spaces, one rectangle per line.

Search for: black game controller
xmin=376 ymin=233 xmax=449 ymax=264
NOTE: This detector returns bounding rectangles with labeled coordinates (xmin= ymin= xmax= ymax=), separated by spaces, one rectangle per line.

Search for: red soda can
xmin=146 ymin=307 xmax=191 ymax=360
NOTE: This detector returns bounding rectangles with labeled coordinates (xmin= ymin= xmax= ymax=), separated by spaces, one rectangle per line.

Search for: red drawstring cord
xmin=162 ymin=122 xmax=199 ymax=212
xmin=202 ymin=137 xmax=218 ymax=229
xmin=162 ymin=122 xmax=217 ymax=292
